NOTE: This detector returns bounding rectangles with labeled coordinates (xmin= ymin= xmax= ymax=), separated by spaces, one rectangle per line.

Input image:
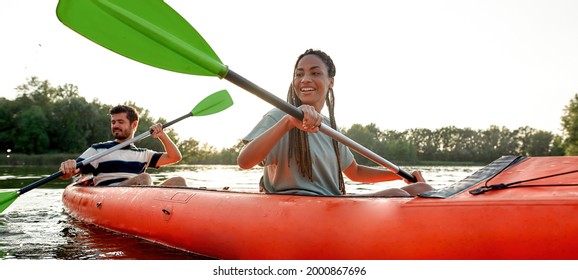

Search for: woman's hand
xmin=290 ymin=105 xmax=323 ymax=133
xmin=404 ymin=170 xmax=427 ymax=184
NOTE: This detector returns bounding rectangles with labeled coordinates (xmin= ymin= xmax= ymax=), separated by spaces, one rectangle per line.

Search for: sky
xmin=2 ymin=0 xmax=578 ymax=150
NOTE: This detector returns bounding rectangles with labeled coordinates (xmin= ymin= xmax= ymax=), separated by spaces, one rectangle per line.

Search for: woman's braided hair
xmin=287 ymin=49 xmax=346 ymax=194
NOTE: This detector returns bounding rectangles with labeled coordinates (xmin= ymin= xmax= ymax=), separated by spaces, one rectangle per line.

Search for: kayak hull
xmin=62 ymin=156 xmax=578 ymax=259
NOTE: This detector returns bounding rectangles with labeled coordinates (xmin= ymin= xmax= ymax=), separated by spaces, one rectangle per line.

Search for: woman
xmin=237 ymin=49 xmax=432 ymax=196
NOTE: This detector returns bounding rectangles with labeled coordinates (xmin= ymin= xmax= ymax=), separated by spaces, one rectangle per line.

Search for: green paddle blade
xmin=0 ymin=191 xmax=19 ymax=213
xmin=192 ymin=90 xmax=234 ymax=116
xmin=56 ymin=0 xmax=228 ymax=78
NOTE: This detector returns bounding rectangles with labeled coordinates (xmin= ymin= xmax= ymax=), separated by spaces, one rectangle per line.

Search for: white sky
xmin=2 ymin=0 xmax=578 ymax=150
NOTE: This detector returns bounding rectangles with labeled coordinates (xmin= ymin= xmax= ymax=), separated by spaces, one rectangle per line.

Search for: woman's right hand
xmin=290 ymin=105 xmax=323 ymax=133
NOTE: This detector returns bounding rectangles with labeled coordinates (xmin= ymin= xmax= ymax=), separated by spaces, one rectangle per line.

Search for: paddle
xmin=55 ymin=0 xmax=417 ymax=183
xmin=0 ymin=89 xmax=233 ymax=213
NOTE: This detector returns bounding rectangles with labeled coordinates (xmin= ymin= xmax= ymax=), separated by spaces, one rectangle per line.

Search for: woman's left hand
xmin=404 ymin=170 xmax=426 ymax=184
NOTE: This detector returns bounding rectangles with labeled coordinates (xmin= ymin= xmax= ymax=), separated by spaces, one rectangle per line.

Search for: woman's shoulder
xmin=265 ymin=108 xmax=286 ymax=119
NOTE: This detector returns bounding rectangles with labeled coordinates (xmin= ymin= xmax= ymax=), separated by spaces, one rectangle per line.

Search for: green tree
xmin=0 ymin=76 xmax=568 ymax=164
xmin=515 ymin=126 xmax=554 ymax=156
xmin=477 ymin=125 xmax=517 ymax=162
xmin=178 ymin=138 xmax=200 ymax=164
xmin=561 ymin=94 xmax=578 ymax=155
xmin=528 ymin=130 xmax=555 ymax=156
xmin=214 ymin=140 xmax=244 ymax=165
xmin=382 ymin=138 xmax=418 ymax=163
xmin=0 ymin=97 xmax=17 ymax=151
xmin=178 ymin=138 xmax=220 ymax=164
xmin=453 ymin=127 xmax=480 ymax=162
xmin=1 ymin=77 xmax=181 ymax=155
xmin=550 ymin=135 xmax=566 ymax=156
xmin=14 ymin=105 xmax=49 ymax=154
xmin=343 ymin=124 xmax=418 ymax=164
xmin=406 ymin=128 xmax=437 ymax=161
xmin=5 ymin=77 xmax=110 ymax=154
xmin=48 ymin=97 xmax=111 ymax=153
xmin=343 ymin=123 xmax=381 ymax=165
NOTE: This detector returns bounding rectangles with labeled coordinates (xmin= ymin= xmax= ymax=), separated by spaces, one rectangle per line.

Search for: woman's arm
xmin=238 ymin=105 xmax=323 ymax=169
xmin=344 ymin=160 xmax=427 ymax=184
xmin=237 ymin=115 xmax=294 ymax=169
xmin=342 ymin=160 xmax=401 ymax=183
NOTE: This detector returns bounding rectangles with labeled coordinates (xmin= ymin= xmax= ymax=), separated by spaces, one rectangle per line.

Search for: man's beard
xmin=113 ymin=130 xmax=130 ymax=140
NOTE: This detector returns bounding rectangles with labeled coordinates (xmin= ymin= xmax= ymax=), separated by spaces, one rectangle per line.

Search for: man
xmin=59 ymin=105 xmax=186 ymax=186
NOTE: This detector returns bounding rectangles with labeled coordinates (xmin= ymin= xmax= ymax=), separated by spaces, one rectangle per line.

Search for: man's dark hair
xmin=109 ymin=105 xmax=139 ymax=123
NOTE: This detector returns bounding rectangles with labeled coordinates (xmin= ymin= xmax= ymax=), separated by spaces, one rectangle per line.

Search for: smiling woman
xmin=238 ymin=49 xmax=432 ymax=196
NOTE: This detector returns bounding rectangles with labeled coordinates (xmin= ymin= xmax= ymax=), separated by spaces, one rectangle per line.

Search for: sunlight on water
xmin=151 ymin=165 xmax=482 ymax=194
xmin=154 ymin=165 xmax=264 ymax=192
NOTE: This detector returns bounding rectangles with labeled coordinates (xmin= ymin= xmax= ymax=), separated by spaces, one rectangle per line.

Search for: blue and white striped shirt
xmin=77 ymin=141 xmax=162 ymax=186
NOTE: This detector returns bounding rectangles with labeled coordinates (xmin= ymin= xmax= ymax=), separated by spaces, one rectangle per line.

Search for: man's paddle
xmin=55 ymin=0 xmax=417 ymax=183
xmin=0 ymin=89 xmax=233 ymax=213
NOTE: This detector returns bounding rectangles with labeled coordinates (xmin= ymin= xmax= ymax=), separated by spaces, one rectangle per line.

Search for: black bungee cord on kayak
xmin=470 ymin=163 xmax=578 ymax=195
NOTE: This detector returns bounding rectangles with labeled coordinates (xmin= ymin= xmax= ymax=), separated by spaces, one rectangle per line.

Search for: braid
xmin=287 ymin=49 xmax=346 ymax=194
xmin=287 ymin=84 xmax=313 ymax=181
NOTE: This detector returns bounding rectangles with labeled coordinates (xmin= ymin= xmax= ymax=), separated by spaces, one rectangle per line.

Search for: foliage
xmin=341 ymin=124 xmax=418 ymax=165
xmin=561 ymin=94 xmax=578 ymax=155
xmin=0 ymin=77 xmax=572 ymax=167
xmin=343 ymin=124 xmax=561 ymax=165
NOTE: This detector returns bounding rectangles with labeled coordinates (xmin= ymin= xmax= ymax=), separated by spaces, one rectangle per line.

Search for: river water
xmin=0 ymin=164 xmax=480 ymax=261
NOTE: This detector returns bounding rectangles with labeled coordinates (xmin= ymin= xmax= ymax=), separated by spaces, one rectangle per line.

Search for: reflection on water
xmin=0 ymin=164 xmax=481 ymax=259
xmin=0 ymin=188 xmax=211 ymax=260
xmin=60 ymin=218 xmax=212 ymax=260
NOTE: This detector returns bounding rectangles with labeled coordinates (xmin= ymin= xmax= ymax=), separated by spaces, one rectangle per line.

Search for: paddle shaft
xmin=17 ymin=112 xmax=192 ymax=196
xmin=225 ymin=70 xmax=416 ymax=183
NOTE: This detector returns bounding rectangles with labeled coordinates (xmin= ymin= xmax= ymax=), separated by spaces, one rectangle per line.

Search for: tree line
xmin=1 ymin=77 xmax=577 ymax=166
xmin=343 ymin=124 xmax=564 ymax=165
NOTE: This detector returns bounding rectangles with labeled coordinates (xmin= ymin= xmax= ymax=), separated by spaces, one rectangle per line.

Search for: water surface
xmin=0 ymin=164 xmax=480 ymax=260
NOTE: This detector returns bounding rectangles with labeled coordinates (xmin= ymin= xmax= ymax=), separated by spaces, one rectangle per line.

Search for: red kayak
xmin=62 ymin=155 xmax=578 ymax=259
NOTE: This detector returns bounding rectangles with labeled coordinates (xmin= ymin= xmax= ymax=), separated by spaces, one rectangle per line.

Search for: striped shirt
xmin=77 ymin=141 xmax=162 ymax=186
